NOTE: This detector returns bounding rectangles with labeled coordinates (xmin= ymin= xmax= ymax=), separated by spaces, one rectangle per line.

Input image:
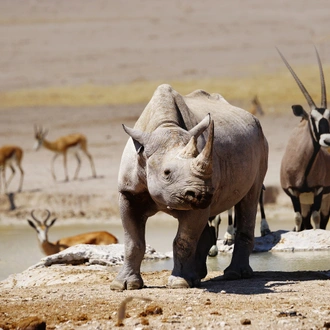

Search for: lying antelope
xmin=0 ymin=145 xmax=24 ymax=193
xmin=34 ymin=126 xmax=97 ymax=181
xmin=278 ymin=47 xmax=330 ymax=231
xmin=27 ymin=209 xmax=118 ymax=255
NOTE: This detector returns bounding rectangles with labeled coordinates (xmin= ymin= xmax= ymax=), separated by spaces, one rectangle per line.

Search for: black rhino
xmin=110 ymin=84 xmax=268 ymax=290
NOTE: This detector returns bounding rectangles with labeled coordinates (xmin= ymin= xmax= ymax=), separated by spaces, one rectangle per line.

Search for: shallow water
xmin=1 ymin=217 xmax=329 ymax=281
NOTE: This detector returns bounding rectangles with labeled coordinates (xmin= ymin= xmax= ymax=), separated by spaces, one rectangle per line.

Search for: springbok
xmin=0 ymin=145 xmax=24 ymax=193
xmin=27 ymin=209 xmax=118 ymax=256
xmin=208 ymin=187 xmax=270 ymax=256
xmin=278 ymin=47 xmax=330 ymax=231
xmin=34 ymin=126 xmax=97 ymax=181
xmin=248 ymin=95 xmax=264 ymax=116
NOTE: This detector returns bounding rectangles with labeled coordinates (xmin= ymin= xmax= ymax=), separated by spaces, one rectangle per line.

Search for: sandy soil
xmin=1 ymin=1 xmax=330 ymax=329
xmin=1 ymin=267 xmax=330 ymax=330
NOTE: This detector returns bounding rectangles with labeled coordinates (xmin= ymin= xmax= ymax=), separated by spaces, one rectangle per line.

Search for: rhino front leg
xmin=110 ymin=192 xmax=149 ymax=291
xmin=223 ymin=187 xmax=259 ymax=280
xmin=168 ymin=210 xmax=210 ymax=288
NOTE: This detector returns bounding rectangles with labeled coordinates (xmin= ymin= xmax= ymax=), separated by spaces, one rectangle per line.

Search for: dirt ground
xmin=0 ymin=267 xmax=330 ymax=330
xmin=1 ymin=1 xmax=330 ymax=329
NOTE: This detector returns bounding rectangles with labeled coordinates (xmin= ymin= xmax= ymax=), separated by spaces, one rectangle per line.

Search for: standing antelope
xmin=27 ymin=209 xmax=118 ymax=256
xmin=0 ymin=145 xmax=24 ymax=193
xmin=34 ymin=126 xmax=97 ymax=181
xmin=248 ymin=95 xmax=264 ymax=116
xmin=278 ymin=48 xmax=330 ymax=231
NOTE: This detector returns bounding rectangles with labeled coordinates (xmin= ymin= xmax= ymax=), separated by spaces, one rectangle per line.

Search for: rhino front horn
xmin=191 ymin=120 xmax=214 ymax=178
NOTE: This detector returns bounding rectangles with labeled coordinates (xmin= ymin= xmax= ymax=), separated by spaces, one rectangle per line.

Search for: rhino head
xmin=123 ymin=115 xmax=215 ymax=211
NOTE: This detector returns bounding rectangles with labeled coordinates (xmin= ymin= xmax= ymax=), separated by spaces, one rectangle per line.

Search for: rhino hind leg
xmin=223 ymin=185 xmax=259 ymax=280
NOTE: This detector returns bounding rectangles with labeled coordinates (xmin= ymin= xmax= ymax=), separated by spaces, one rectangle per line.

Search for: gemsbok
xmin=0 ymin=145 xmax=24 ymax=193
xmin=34 ymin=126 xmax=97 ymax=181
xmin=278 ymin=47 xmax=330 ymax=231
xmin=27 ymin=209 xmax=119 ymax=256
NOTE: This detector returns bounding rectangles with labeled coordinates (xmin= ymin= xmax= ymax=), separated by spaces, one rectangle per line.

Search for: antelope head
xmin=34 ymin=125 xmax=49 ymax=150
xmin=278 ymin=47 xmax=330 ymax=147
xmin=27 ymin=209 xmax=57 ymax=243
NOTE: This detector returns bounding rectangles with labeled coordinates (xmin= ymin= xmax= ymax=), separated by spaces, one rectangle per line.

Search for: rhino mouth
xmin=185 ymin=191 xmax=213 ymax=209
xmin=168 ymin=190 xmax=213 ymax=210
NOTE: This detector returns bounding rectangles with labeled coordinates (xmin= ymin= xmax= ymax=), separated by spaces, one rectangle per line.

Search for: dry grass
xmin=0 ymin=64 xmax=329 ymax=112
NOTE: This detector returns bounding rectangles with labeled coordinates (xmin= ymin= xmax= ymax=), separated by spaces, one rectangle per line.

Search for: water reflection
xmin=207 ymin=250 xmax=330 ymax=272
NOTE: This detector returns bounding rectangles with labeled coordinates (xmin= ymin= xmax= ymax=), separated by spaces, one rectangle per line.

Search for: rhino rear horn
xmin=191 ymin=120 xmax=214 ymax=178
xmin=180 ymin=114 xmax=212 ymax=159
xmin=189 ymin=114 xmax=211 ymax=138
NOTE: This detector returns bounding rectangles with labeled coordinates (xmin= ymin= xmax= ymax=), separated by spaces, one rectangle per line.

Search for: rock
xmin=32 ymin=243 xmax=169 ymax=268
xmin=270 ymin=230 xmax=330 ymax=252
xmin=217 ymin=229 xmax=330 ymax=253
xmin=253 ymin=230 xmax=287 ymax=252
xmin=240 ymin=318 xmax=251 ymax=325
xmin=0 ymin=244 xmax=169 ymax=289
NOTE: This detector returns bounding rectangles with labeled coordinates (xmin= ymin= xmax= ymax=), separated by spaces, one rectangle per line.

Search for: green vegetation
xmin=0 ymin=64 xmax=328 ymax=112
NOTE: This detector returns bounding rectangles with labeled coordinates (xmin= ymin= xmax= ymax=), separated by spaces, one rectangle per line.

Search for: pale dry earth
xmin=1 ymin=267 xmax=330 ymax=330
xmin=1 ymin=1 xmax=330 ymax=329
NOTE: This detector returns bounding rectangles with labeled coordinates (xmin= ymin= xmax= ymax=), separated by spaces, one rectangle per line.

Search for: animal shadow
xmin=202 ymin=271 xmax=330 ymax=294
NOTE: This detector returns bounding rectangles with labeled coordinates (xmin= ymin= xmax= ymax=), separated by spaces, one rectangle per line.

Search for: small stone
xmin=17 ymin=316 xmax=46 ymax=330
xmin=240 ymin=318 xmax=251 ymax=325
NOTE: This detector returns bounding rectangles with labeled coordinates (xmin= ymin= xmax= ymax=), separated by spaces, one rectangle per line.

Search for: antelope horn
xmin=43 ymin=209 xmax=51 ymax=223
xmin=314 ymin=46 xmax=327 ymax=109
xmin=30 ymin=210 xmax=42 ymax=225
xmin=277 ymin=48 xmax=317 ymax=110
xmin=191 ymin=120 xmax=214 ymax=178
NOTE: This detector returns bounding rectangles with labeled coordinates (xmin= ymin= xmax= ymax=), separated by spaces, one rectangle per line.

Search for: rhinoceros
xmin=110 ymin=84 xmax=268 ymax=290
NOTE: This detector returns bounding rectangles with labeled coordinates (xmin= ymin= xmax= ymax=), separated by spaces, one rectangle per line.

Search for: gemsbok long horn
xmin=314 ymin=46 xmax=327 ymax=109
xmin=276 ymin=47 xmax=317 ymax=109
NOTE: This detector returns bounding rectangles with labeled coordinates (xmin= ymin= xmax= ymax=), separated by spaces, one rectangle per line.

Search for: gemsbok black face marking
xmin=277 ymin=47 xmax=330 ymax=148
xmin=278 ymin=47 xmax=330 ymax=232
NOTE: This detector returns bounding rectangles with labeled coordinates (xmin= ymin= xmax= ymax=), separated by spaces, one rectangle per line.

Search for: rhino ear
xmin=189 ymin=114 xmax=211 ymax=138
xmin=122 ymin=124 xmax=149 ymax=154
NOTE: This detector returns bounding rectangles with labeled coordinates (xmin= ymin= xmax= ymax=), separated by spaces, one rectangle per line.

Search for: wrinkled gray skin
xmin=110 ymin=84 xmax=268 ymax=290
